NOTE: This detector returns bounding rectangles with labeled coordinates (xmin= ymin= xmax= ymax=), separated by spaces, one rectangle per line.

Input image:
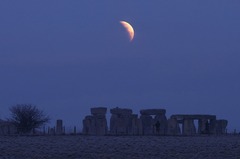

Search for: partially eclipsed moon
xmin=120 ymin=21 xmax=134 ymax=42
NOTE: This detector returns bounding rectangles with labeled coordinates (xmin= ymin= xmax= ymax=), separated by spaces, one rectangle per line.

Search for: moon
xmin=120 ymin=21 xmax=134 ymax=42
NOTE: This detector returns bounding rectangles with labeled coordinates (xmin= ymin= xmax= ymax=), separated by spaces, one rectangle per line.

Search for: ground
xmin=0 ymin=135 xmax=240 ymax=159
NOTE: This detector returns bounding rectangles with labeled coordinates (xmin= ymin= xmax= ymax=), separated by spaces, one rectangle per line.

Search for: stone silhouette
xmin=155 ymin=121 xmax=160 ymax=134
xmin=110 ymin=107 xmax=140 ymax=135
xmin=56 ymin=119 xmax=64 ymax=135
xmin=215 ymin=120 xmax=228 ymax=134
xmin=82 ymin=107 xmax=228 ymax=136
xmin=170 ymin=115 xmax=217 ymax=135
xmin=140 ymin=109 xmax=167 ymax=135
xmin=82 ymin=107 xmax=108 ymax=135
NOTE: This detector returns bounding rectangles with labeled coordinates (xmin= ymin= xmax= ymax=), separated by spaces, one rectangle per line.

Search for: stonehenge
xmin=110 ymin=107 xmax=139 ymax=135
xmin=56 ymin=119 xmax=63 ymax=135
xmin=0 ymin=107 xmax=229 ymax=136
xmin=215 ymin=119 xmax=228 ymax=134
xmin=167 ymin=118 xmax=181 ymax=135
xmin=170 ymin=115 xmax=217 ymax=135
xmin=140 ymin=109 xmax=167 ymax=135
xmin=82 ymin=107 xmax=228 ymax=136
xmin=82 ymin=107 xmax=108 ymax=135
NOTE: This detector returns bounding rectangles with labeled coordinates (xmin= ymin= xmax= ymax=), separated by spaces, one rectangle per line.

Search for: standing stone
xmin=94 ymin=114 xmax=108 ymax=135
xmin=56 ymin=119 xmax=63 ymax=135
xmin=182 ymin=119 xmax=196 ymax=135
xmin=140 ymin=115 xmax=154 ymax=135
xmin=82 ymin=115 xmax=95 ymax=135
xmin=82 ymin=107 xmax=108 ymax=135
xmin=140 ymin=109 xmax=167 ymax=135
xmin=198 ymin=118 xmax=208 ymax=134
xmin=73 ymin=126 xmax=77 ymax=135
xmin=171 ymin=115 xmax=217 ymax=135
xmin=154 ymin=114 xmax=168 ymax=135
xmin=110 ymin=114 xmax=118 ymax=134
xmin=209 ymin=119 xmax=217 ymax=134
xmin=110 ymin=107 xmax=133 ymax=135
xmin=167 ymin=118 xmax=181 ymax=135
xmin=215 ymin=120 xmax=228 ymax=134
xmin=131 ymin=114 xmax=140 ymax=135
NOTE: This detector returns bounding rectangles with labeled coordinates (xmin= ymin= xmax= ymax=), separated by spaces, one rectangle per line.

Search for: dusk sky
xmin=0 ymin=1 xmax=240 ymax=131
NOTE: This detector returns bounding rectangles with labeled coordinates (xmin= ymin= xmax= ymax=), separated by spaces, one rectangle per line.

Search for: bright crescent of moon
xmin=120 ymin=21 xmax=134 ymax=42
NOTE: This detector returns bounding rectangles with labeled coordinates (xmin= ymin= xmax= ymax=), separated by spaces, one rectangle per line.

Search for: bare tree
xmin=9 ymin=104 xmax=50 ymax=134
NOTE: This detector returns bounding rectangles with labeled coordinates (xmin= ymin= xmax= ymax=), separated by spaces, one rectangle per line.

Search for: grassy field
xmin=0 ymin=135 xmax=240 ymax=159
